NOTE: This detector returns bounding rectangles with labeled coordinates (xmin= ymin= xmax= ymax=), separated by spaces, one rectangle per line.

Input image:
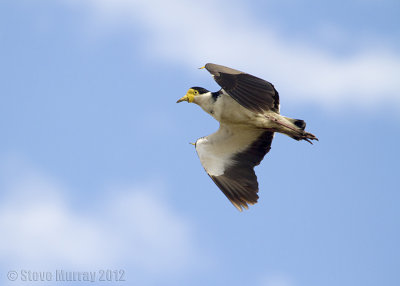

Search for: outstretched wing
xmin=204 ymin=63 xmax=280 ymax=113
xmin=195 ymin=124 xmax=274 ymax=211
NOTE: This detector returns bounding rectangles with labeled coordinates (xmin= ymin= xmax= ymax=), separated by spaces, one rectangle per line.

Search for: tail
xmin=284 ymin=117 xmax=306 ymax=130
xmin=283 ymin=117 xmax=318 ymax=144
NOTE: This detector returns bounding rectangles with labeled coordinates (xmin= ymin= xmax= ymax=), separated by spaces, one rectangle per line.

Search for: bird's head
xmin=176 ymin=87 xmax=210 ymax=103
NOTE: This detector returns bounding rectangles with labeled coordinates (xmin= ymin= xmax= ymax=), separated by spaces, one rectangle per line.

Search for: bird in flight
xmin=177 ymin=63 xmax=318 ymax=211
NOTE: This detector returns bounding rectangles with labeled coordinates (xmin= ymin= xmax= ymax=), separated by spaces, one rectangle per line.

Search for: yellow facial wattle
xmin=176 ymin=88 xmax=199 ymax=103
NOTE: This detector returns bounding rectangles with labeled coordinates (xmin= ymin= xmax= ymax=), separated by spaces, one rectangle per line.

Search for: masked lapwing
xmin=177 ymin=63 xmax=318 ymax=211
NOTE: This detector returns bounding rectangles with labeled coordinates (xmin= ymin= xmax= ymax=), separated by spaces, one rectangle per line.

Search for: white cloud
xmin=65 ymin=0 xmax=400 ymax=109
xmin=0 ymin=160 xmax=203 ymax=276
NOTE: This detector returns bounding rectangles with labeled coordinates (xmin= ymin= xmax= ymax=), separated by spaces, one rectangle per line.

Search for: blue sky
xmin=0 ymin=0 xmax=399 ymax=285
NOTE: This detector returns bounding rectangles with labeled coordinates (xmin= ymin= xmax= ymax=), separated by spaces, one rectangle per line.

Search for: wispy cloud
xmin=66 ymin=0 xmax=400 ymax=109
xmin=0 ymin=159 xmax=204 ymax=276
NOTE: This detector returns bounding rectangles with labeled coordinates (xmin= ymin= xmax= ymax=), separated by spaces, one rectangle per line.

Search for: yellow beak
xmin=176 ymin=95 xmax=189 ymax=103
xmin=177 ymin=89 xmax=196 ymax=103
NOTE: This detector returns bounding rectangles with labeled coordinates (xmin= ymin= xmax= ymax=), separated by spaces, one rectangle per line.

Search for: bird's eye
xmin=194 ymin=90 xmax=198 ymax=94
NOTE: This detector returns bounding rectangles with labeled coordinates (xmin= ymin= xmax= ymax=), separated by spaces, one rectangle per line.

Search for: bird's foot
xmin=301 ymin=132 xmax=319 ymax=144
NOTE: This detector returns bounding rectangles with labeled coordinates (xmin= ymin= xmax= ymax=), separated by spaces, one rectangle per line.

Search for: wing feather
xmin=195 ymin=125 xmax=274 ymax=211
xmin=205 ymin=63 xmax=280 ymax=113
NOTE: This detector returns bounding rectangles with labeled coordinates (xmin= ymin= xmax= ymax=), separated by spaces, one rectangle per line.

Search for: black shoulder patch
xmin=211 ymin=90 xmax=221 ymax=101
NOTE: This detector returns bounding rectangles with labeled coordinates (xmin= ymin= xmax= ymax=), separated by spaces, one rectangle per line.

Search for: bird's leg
xmin=264 ymin=115 xmax=299 ymax=133
xmin=264 ymin=114 xmax=318 ymax=144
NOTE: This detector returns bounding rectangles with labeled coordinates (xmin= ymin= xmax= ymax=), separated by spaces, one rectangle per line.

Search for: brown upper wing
xmin=205 ymin=63 xmax=280 ymax=113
